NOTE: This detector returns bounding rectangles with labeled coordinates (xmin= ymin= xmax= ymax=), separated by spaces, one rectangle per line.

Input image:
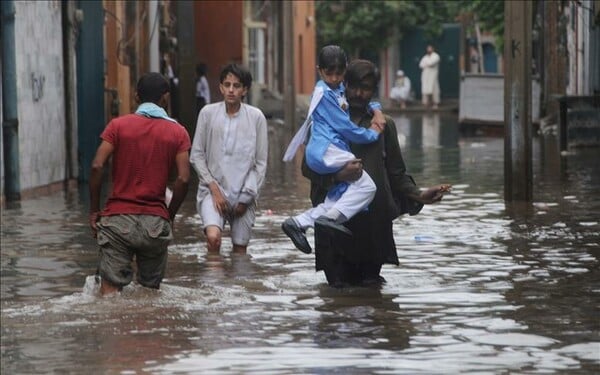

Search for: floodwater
xmin=1 ymin=113 xmax=599 ymax=374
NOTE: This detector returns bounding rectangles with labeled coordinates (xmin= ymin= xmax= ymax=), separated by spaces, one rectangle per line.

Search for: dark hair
xmin=196 ymin=62 xmax=207 ymax=77
xmin=345 ymin=59 xmax=380 ymax=89
xmin=136 ymin=72 xmax=170 ymax=103
xmin=318 ymin=45 xmax=347 ymax=72
xmin=219 ymin=63 xmax=252 ymax=89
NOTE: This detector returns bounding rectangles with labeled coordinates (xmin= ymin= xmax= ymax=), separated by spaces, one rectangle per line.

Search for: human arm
xmin=410 ymin=184 xmax=451 ymax=204
xmin=232 ymin=202 xmax=248 ymax=218
xmin=301 ymin=156 xmax=364 ymax=207
xmin=313 ymin=91 xmax=380 ymax=144
xmin=88 ymin=140 xmax=114 ymax=237
xmin=232 ymin=111 xmax=268 ymax=217
xmin=200 ymin=76 xmax=210 ymax=103
xmin=301 ymin=110 xmax=363 ymax=191
xmin=189 ymin=110 xmax=211 ymax=183
xmin=429 ymin=52 xmax=440 ymax=67
xmin=368 ymin=102 xmax=386 ymax=131
xmin=195 ymin=80 xmax=202 ymax=98
xmin=167 ymin=150 xmax=190 ymax=221
xmin=380 ymin=117 xmax=425 ymax=214
xmin=301 ymin=158 xmax=363 ymax=208
xmin=189 ymin=109 xmax=229 ymax=215
xmin=208 ymin=181 xmax=229 ymax=216
xmin=302 ymin=157 xmax=363 ymax=188
xmin=236 ymin=110 xmax=268 ymax=209
xmin=420 ymin=53 xmax=440 ymax=69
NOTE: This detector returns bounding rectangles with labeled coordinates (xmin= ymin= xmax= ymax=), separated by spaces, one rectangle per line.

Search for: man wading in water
xmin=302 ymin=59 xmax=451 ymax=286
xmin=89 ymin=72 xmax=191 ymax=296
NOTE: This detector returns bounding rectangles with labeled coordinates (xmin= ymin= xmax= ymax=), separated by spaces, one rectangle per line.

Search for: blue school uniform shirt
xmin=305 ymin=80 xmax=380 ymax=174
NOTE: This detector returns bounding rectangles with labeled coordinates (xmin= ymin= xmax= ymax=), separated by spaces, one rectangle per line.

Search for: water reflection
xmin=314 ymin=286 xmax=412 ymax=350
xmin=422 ymin=113 xmax=441 ymax=148
xmin=1 ymin=113 xmax=599 ymax=374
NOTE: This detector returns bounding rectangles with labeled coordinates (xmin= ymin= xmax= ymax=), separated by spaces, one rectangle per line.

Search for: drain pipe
xmin=1 ymin=0 xmax=21 ymax=201
xmin=62 ymin=2 xmax=78 ymax=185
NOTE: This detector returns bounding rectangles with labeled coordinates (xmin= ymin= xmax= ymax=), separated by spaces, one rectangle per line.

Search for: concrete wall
xmin=293 ymin=1 xmax=316 ymax=95
xmin=194 ymin=1 xmax=243 ymax=105
xmin=14 ymin=1 xmax=66 ymax=191
xmin=459 ymin=74 xmax=540 ymax=125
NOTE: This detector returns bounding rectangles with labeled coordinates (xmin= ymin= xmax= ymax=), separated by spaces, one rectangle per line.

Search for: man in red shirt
xmin=89 ymin=72 xmax=191 ymax=296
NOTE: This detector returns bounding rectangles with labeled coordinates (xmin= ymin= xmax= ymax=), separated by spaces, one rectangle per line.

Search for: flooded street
xmin=2 ymin=113 xmax=599 ymax=374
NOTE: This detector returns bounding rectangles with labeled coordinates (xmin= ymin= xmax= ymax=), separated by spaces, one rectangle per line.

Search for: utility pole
xmin=504 ymin=0 xmax=533 ymax=203
xmin=543 ymin=1 xmax=568 ymax=149
xmin=148 ymin=0 xmax=160 ymax=73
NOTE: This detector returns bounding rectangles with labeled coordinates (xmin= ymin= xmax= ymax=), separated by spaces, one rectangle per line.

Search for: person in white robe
xmin=419 ymin=45 xmax=441 ymax=109
xmin=389 ymin=70 xmax=411 ymax=109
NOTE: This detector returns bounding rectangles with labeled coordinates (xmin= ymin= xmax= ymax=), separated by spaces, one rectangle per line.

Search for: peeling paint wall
xmin=14 ymin=1 xmax=66 ymax=191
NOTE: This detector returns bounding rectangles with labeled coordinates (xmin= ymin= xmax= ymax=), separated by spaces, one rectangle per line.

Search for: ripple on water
xmin=2 ymin=121 xmax=599 ymax=374
xmin=148 ymin=343 xmax=585 ymax=374
xmin=470 ymin=332 xmax=558 ymax=347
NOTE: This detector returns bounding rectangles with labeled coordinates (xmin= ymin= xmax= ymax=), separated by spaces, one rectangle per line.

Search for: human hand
xmin=89 ymin=212 xmax=100 ymax=238
xmin=211 ymin=188 xmax=230 ymax=216
xmin=370 ymin=111 xmax=386 ymax=133
xmin=232 ymin=203 xmax=248 ymax=218
xmin=369 ymin=123 xmax=385 ymax=133
xmin=167 ymin=212 xmax=177 ymax=232
xmin=334 ymin=159 xmax=363 ymax=182
xmin=418 ymin=184 xmax=452 ymax=204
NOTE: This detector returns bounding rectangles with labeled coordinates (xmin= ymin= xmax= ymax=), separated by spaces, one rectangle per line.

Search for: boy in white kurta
xmin=190 ymin=64 xmax=268 ymax=254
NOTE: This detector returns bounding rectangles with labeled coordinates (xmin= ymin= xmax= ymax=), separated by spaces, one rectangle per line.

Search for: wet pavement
xmin=1 ymin=113 xmax=599 ymax=374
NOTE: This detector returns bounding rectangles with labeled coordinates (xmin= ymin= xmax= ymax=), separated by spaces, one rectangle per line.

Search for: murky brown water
xmin=2 ymin=113 xmax=599 ymax=374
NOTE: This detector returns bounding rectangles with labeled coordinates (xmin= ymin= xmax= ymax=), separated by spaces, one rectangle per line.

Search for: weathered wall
xmin=194 ymin=0 xmax=243 ymax=105
xmin=459 ymin=74 xmax=540 ymax=125
xmin=293 ymin=1 xmax=316 ymax=95
xmin=14 ymin=1 xmax=66 ymax=191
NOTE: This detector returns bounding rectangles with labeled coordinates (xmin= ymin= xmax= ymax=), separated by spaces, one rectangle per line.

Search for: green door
xmin=401 ymin=24 xmax=460 ymax=99
xmin=76 ymin=1 xmax=105 ymax=182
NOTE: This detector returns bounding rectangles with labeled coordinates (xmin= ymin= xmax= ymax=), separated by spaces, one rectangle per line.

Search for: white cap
xmin=396 ymin=70 xmax=404 ymax=76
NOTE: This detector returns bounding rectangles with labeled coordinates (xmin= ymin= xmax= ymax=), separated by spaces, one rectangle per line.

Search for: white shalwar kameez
xmin=190 ymin=101 xmax=268 ymax=212
xmin=419 ymin=51 xmax=441 ymax=105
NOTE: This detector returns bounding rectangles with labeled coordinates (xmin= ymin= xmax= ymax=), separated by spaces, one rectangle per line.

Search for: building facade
xmin=192 ymin=1 xmax=316 ymax=108
xmin=1 ymin=0 xmax=315 ymax=203
xmin=1 ymin=0 xmax=595 ymax=202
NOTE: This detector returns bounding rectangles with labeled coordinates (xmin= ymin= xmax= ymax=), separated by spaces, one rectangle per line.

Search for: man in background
xmin=419 ymin=45 xmax=441 ymax=109
xmin=389 ymin=69 xmax=411 ymax=109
